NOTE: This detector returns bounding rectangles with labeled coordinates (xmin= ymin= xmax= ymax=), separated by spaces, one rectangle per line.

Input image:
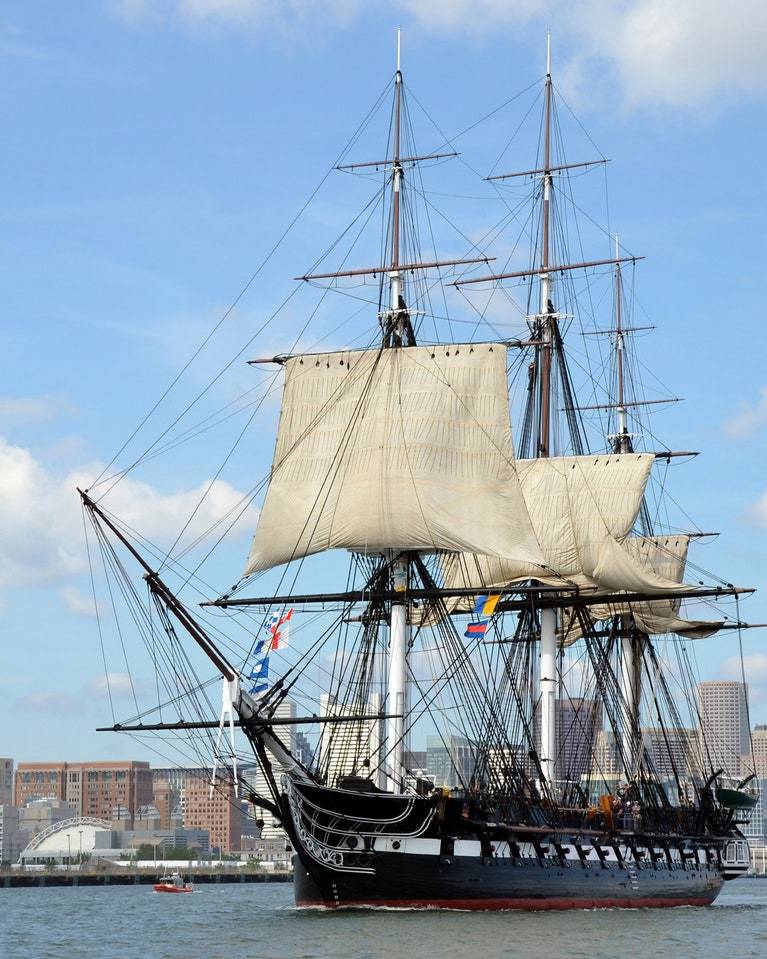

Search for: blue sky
xmin=1 ymin=1 xmax=766 ymax=765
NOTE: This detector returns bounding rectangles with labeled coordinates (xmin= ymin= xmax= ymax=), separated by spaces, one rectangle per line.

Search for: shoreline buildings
xmin=6 ymin=678 xmax=766 ymax=860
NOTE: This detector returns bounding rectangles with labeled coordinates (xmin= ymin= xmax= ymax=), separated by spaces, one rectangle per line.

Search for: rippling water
xmin=3 ymin=879 xmax=767 ymax=959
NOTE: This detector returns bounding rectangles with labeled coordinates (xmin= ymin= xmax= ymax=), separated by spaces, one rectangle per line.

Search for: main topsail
xmin=441 ymin=454 xmax=690 ymax=596
xmin=560 ymin=535 xmax=724 ymax=642
xmin=244 ymin=344 xmax=545 ymax=575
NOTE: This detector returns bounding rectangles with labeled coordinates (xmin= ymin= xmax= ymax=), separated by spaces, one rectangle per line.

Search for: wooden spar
xmin=392 ymin=63 xmax=402 ymax=271
xmin=614 ymin=240 xmax=627 ymax=452
xmin=582 ymin=325 xmax=655 ymax=336
xmin=295 ymin=255 xmax=495 ymax=282
xmin=488 ymin=622 xmax=767 ymax=643
xmin=451 ymin=255 xmax=644 ymax=286
xmin=565 ymin=396 xmax=679 ymax=412
xmin=337 ymin=150 xmax=458 ymax=171
xmin=247 ymin=336 xmax=540 ymax=366
xmin=493 ymin=584 xmax=754 ymax=614
xmin=204 ymin=583 xmax=754 ymax=610
xmin=653 ymin=450 xmax=700 ymax=458
xmin=97 ymin=713 xmax=402 ymax=733
xmin=487 ymin=157 xmax=609 ymax=181
xmin=78 ymin=488 xmax=237 ymax=682
xmin=247 ymin=355 xmax=290 ymax=365
xmin=539 ymin=59 xmax=553 ymax=460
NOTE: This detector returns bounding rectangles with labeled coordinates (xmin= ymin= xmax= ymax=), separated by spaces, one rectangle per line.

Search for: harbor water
xmin=3 ymin=878 xmax=767 ymax=959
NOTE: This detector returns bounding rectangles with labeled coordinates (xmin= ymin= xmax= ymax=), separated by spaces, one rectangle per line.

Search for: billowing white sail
xmin=519 ymin=454 xmax=659 ymax=584
xmin=560 ymin=535 xmax=723 ymax=642
xmin=444 ymin=454 xmax=682 ymax=594
xmin=244 ymin=344 xmax=546 ymax=575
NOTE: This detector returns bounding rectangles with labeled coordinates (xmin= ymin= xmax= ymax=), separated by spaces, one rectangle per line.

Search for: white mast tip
xmin=546 ymin=30 xmax=551 ymax=76
xmin=396 ymin=28 xmax=401 ymax=73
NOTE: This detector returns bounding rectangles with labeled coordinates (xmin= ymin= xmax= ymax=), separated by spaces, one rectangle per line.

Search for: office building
xmin=0 ymin=759 xmax=13 ymax=806
xmin=319 ymin=693 xmax=384 ymax=788
xmin=556 ymin=698 xmax=602 ymax=782
xmin=250 ymin=698 xmax=296 ymax=840
xmin=643 ymin=726 xmax=699 ymax=779
xmin=14 ymin=761 xmax=152 ymax=820
xmin=592 ymin=729 xmax=619 ymax=778
xmin=0 ymin=805 xmax=23 ymax=864
xmin=183 ymin=779 xmax=243 ymax=854
xmin=749 ymin=725 xmax=767 ymax=779
xmin=426 ymin=735 xmax=474 ymax=789
xmin=698 ymin=681 xmax=750 ymax=777
xmin=152 ymin=780 xmax=174 ymax=830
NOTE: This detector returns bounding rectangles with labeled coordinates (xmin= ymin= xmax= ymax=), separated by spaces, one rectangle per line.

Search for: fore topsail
xmin=244 ymin=344 xmax=546 ymax=575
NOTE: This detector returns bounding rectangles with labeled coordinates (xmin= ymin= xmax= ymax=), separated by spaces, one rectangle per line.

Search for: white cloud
xmin=0 ymin=436 xmax=257 ymax=590
xmin=0 ymin=438 xmax=84 ymax=588
xmin=60 ymin=585 xmax=105 ymax=618
xmin=603 ymin=1 xmax=767 ymax=109
xmin=88 ymin=672 xmax=138 ymax=698
xmin=114 ymin=0 xmax=362 ymax=30
xmin=0 ymin=395 xmax=70 ymax=423
xmin=725 ymin=386 xmax=767 ymax=439
xmin=14 ymin=675 xmax=143 ymax=712
xmin=720 ymin=653 xmax=767 ymax=704
xmin=15 ymin=690 xmax=83 ymax=714
xmin=114 ymin=1 xmax=767 ymax=110
xmin=403 ymin=0 xmax=767 ymax=111
xmin=750 ymin=489 xmax=767 ymax=529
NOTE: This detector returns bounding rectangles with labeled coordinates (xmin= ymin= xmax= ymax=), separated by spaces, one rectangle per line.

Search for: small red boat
xmin=153 ymin=872 xmax=194 ymax=893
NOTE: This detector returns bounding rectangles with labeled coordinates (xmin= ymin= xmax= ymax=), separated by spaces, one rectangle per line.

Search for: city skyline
xmin=5 ymin=676 xmax=767 ymax=862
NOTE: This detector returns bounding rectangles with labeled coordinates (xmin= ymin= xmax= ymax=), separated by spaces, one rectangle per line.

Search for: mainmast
xmin=613 ymin=235 xmax=630 ymax=455
xmin=537 ymin=33 xmax=557 ymax=790
xmin=387 ymin=30 xmax=406 ymax=345
xmin=386 ymin=30 xmax=410 ymax=793
xmin=539 ymin=32 xmax=554 ymax=459
xmin=452 ymin=38 xmax=639 ymax=792
xmin=612 ymin=236 xmax=642 ymax=778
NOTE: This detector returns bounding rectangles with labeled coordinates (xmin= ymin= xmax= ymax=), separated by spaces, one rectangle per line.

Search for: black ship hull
xmin=293 ymin=850 xmax=723 ymax=910
xmin=284 ymin=779 xmax=739 ymax=911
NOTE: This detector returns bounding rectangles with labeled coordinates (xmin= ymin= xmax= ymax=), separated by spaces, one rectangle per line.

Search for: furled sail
xmin=244 ymin=344 xmax=546 ymax=575
xmin=444 ymin=454 xmax=683 ymax=595
xmin=559 ymin=535 xmax=723 ymax=643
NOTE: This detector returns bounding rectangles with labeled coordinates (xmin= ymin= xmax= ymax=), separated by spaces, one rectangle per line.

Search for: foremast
xmin=263 ymin=33 xmax=506 ymax=794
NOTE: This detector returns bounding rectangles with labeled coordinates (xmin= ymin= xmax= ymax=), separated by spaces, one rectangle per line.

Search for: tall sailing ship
xmin=81 ymin=38 xmax=759 ymax=909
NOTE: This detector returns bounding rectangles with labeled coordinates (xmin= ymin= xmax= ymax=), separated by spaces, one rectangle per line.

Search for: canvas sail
xmin=559 ymin=535 xmax=723 ymax=643
xmin=443 ymin=454 xmax=684 ymax=595
xmin=245 ymin=344 xmax=546 ymax=575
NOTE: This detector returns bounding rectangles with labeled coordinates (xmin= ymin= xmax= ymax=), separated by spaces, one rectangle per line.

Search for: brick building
xmin=152 ymin=780 xmax=173 ymax=830
xmin=14 ymin=761 xmax=152 ymax=820
xmin=183 ymin=779 xmax=242 ymax=854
